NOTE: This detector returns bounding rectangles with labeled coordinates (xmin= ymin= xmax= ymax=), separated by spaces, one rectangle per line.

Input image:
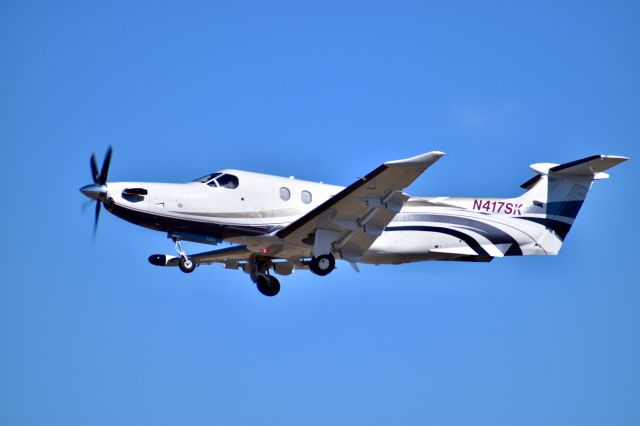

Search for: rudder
xmin=514 ymin=154 xmax=628 ymax=244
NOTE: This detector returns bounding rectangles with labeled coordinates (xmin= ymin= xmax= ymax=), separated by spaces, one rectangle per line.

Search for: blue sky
xmin=1 ymin=1 xmax=639 ymax=425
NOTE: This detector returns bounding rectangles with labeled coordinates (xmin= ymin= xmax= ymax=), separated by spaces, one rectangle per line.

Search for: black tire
xmin=309 ymin=254 xmax=335 ymax=276
xmin=178 ymin=257 xmax=196 ymax=273
xmin=256 ymin=274 xmax=280 ymax=297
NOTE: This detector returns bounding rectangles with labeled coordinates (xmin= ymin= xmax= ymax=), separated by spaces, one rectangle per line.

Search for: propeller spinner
xmin=80 ymin=146 xmax=112 ymax=238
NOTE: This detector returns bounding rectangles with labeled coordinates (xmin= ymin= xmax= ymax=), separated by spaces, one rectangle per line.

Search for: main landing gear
xmin=309 ymin=253 xmax=336 ymax=276
xmin=252 ymin=254 xmax=335 ymax=296
xmin=174 ymin=238 xmax=196 ymax=273
xmin=249 ymin=258 xmax=281 ymax=297
xmin=255 ymin=273 xmax=280 ymax=297
xmin=156 ymin=241 xmax=335 ymax=297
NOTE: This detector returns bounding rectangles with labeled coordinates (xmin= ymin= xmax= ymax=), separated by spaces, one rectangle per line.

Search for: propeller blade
xmin=90 ymin=153 xmax=99 ymax=183
xmin=93 ymin=201 xmax=101 ymax=240
xmin=85 ymin=146 xmax=112 ymax=240
xmin=98 ymin=146 xmax=112 ymax=185
xmin=81 ymin=199 xmax=92 ymax=214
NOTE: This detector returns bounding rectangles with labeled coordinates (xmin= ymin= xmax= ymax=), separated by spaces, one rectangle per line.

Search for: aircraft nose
xmin=80 ymin=183 xmax=108 ymax=201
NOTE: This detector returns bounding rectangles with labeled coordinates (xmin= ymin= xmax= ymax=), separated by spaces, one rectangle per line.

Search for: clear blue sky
xmin=1 ymin=1 xmax=639 ymax=425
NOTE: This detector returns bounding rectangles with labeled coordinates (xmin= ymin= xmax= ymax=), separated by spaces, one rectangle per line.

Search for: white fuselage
xmin=81 ymin=149 xmax=627 ymax=296
xmin=105 ymin=169 xmax=551 ymax=265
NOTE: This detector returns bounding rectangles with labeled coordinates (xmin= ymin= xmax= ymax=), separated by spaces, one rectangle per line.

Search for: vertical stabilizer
xmin=513 ymin=155 xmax=628 ymax=252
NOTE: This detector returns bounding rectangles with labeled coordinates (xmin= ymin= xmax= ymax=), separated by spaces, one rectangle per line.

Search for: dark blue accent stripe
xmin=398 ymin=214 xmax=523 ymax=256
xmin=515 ymin=217 xmax=572 ymax=240
xmin=521 ymin=174 xmax=542 ymax=190
xmin=109 ymin=203 xmax=277 ymax=239
xmin=386 ymin=225 xmax=490 ymax=257
xmin=545 ymin=200 xmax=584 ymax=219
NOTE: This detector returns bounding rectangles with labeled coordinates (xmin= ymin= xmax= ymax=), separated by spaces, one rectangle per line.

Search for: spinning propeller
xmin=80 ymin=146 xmax=112 ymax=238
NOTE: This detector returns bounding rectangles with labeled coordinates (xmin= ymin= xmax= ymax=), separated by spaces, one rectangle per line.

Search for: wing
xmin=276 ymin=151 xmax=445 ymax=261
xmin=189 ymin=245 xmax=252 ymax=266
xmin=150 ymin=244 xmax=304 ymax=275
xmin=152 ymin=245 xmax=252 ymax=268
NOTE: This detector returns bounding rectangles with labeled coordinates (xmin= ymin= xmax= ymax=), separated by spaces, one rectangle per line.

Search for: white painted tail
xmin=513 ymin=155 xmax=628 ymax=251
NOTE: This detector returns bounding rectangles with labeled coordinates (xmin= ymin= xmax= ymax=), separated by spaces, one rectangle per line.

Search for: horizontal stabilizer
xmin=549 ymin=155 xmax=629 ymax=177
xmin=522 ymin=154 xmax=628 ymax=188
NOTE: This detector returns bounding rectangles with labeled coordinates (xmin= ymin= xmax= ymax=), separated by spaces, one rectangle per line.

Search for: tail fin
xmin=514 ymin=154 xmax=628 ymax=251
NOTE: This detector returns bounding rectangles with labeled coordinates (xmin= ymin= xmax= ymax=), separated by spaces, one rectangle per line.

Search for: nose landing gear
xmin=178 ymin=257 xmax=196 ymax=273
xmin=174 ymin=238 xmax=196 ymax=273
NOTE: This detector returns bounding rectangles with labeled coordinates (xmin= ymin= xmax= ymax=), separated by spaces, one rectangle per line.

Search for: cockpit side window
xmin=194 ymin=172 xmax=221 ymax=183
xmin=216 ymin=174 xmax=239 ymax=189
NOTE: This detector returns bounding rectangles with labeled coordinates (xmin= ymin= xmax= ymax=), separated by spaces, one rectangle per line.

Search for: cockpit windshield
xmin=217 ymin=174 xmax=239 ymax=189
xmin=193 ymin=172 xmax=239 ymax=189
xmin=193 ymin=172 xmax=221 ymax=183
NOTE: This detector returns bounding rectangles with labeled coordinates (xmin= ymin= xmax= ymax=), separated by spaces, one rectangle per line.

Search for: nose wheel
xmin=179 ymin=257 xmax=196 ymax=273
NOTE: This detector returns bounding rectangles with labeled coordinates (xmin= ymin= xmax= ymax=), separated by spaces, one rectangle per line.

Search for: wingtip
xmin=603 ymin=155 xmax=630 ymax=161
xmin=597 ymin=154 xmax=630 ymax=169
xmin=385 ymin=150 xmax=446 ymax=166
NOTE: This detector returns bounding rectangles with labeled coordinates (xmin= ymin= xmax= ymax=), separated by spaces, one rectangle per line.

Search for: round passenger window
xmin=301 ymin=190 xmax=312 ymax=204
xmin=280 ymin=187 xmax=290 ymax=201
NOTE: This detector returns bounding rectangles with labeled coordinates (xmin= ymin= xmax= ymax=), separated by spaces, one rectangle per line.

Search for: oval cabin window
xmin=301 ymin=190 xmax=312 ymax=204
xmin=280 ymin=187 xmax=291 ymax=201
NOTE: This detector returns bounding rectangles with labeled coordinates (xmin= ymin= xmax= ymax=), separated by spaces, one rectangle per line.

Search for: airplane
xmin=80 ymin=148 xmax=628 ymax=297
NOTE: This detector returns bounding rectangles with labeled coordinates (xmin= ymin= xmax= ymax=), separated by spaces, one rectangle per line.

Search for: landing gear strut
xmin=309 ymin=253 xmax=335 ymax=276
xmin=174 ymin=238 xmax=196 ymax=273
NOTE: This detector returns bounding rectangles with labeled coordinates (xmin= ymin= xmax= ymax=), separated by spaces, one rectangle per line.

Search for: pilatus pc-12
xmin=80 ymin=149 xmax=627 ymax=296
